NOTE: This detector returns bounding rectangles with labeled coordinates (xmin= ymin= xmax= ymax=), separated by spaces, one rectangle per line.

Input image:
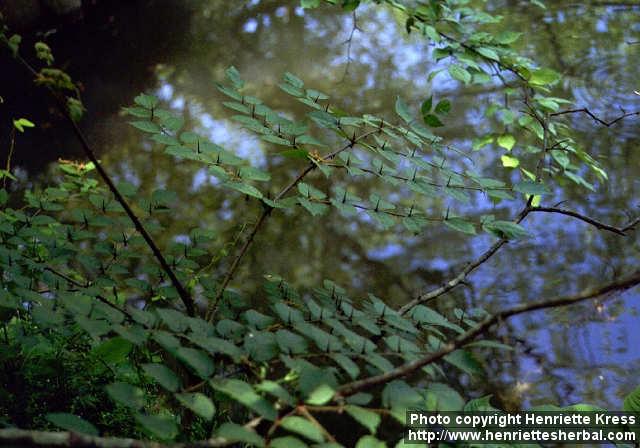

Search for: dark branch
xmin=337 ymin=270 xmax=640 ymax=398
xmin=529 ymin=207 xmax=639 ymax=235
xmin=12 ymin=54 xmax=196 ymax=316
xmin=550 ymin=108 xmax=640 ymax=127
xmin=206 ymin=130 xmax=378 ymax=320
xmin=398 ymin=206 xmax=531 ymax=315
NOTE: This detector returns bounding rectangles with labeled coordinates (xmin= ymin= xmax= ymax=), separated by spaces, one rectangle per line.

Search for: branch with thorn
xmin=337 ymin=270 xmax=640 ymax=398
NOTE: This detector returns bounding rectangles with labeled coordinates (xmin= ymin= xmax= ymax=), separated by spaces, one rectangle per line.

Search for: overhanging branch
xmin=11 ymin=53 xmax=196 ymax=316
xmin=206 ymin=129 xmax=378 ymax=320
xmin=529 ymin=207 xmax=639 ymax=235
xmin=550 ymin=108 xmax=640 ymax=127
xmin=337 ymin=270 xmax=640 ymax=398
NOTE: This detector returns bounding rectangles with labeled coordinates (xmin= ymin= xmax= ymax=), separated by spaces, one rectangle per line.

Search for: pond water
xmin=1 ymin=0 xmax=639 ymax=410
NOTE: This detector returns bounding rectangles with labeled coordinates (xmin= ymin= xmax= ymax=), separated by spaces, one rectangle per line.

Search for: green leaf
xmin=444 ymin=217 xmax=476 ymax=235
xmin=410 ymin=306 xmax=464 ymax=333
xmin=46 ymin=413 xmax=98 ymax=436
xmin=271 ymin=437 xmax=309 ymax=448
xmin=551 ymin=149 xmax=570 ymax=168
xmin=306 ymin=383 xmax=335 ymax=405
xmin=225 ymin=181 xmax=263 ymax=199
xmin=280 ymin=416 xmax=325 ymax=443
xmin=464 ymin=395 xmax=498 ymax=412
xmin=284 ymin=71 xmax=305 ymax=89
xmin=129 ymin=120 xmax=161 ymax=133
xmin=7 ymin=34 xmax=21 ymax=56
xmin=623 ymin=385 xmax=640 ymax=412
xmin=342 ymin=0 xmax=361 ymax=12
xmin=262 ymin=134 xmax=292 ymax=146
xmin=225 ymin=66 xmax=244 ymax=89
xmin=134 ymin=94 xmax=159 ymax=109
xmin=423 ymin=113 xmax=444 ymax=127
xmin=276 ymin=329 xmax=308 ymax=354
xmin=434 ymin=99 xmax=451 ymax=115
xmin=497 ymin=134 xmax=515 ymax=150
xmin=256 ymin=381 xmax=295 ymax=406
xmin=395 ymin=96 xmax=413 ymax=123
xmin=13 ymin=118 xmax=35 ymax=133
xmin=448 ymin=64 xmax=471 ymax=84
xmin=297 ymin=134 xmax=327 ymax=147
xmin=298 ymin=182 xmax=326 ymax=199
xmin=513 ymin=180 xmax=550 ymax=195
xmin=345 ymin=405 xmax=381 ymax=434
xmin=106 ymin=382 xmax=144 ymax=410
xmin=443 ymin=349 xmax=482 ymax=376
xmin=175 ymin=393 xmax=216 ymax=420
xmin=477 ymin=47 xmax=500 ymax=61
xmin=402 ymin=215 xmax=428 ymax=234
xmin=529 ymin=68 xmax=560 ymax=86
xmin=420 ymin=96 xmax=432 ymax=115
xmin=211 ymin=379 xmax=277 ymax=420
xmin=331 ymin=354 xmax=360 ymax=380
xmin=142 ymin=363 xmax=181 ymax=392
xmin=536 ymin=97 xmax=560 ymax=112
xmin=239 ymin=166 xmax=271 ymax=182
xmin=473 ymin=134 xmax=494 ymax=151
xmin=500 ymin=154 xmax=519 ymax=168
xmin=135 ymin=413 xmax=178 ymax=440
xmin=355 ymin=435 xmax=386 ymax=448
xmin=424 ymin=383 xmax=465 ymax=411
xmin=176 ymin=347 xmax=214 ymax=378
xmin=298 ymin=198 xmax=329 ymax=216
xmin=216 ymin=423 xmax=265 ymax=447
xmin=216 ymin=83 xmax=242 ymax=101
xmin=495 ymin=31 xmax=522 ymax=44
xmin=92 ymin=337 xmax=132 ymax=364
xmin=483 ymin=220 xmax=529 ymax=239
xmin=300 ymin=0 xmax=320 ymax=9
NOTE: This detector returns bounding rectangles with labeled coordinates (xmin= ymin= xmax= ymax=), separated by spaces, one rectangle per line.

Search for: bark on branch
xmin=12 ymin=53 xmax=196 ymax=316
xmin=550 ymin=108 xmax=640 ymax=127
xmin=337 ymin=270 xmax=640 ymax=398
xmin=206 ymin=129 xmax=378 ymax=320
xmin=529 ymin=207 xmax=639 ymax=235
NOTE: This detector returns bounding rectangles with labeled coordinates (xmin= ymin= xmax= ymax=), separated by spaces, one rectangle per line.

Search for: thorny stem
xmin=339 ymin=270 xmax=640 ymax=398
xmin=206 ymin=129 xmax=378 ymax=320
xmin=11 ymin=53 xmax=196 ymax=316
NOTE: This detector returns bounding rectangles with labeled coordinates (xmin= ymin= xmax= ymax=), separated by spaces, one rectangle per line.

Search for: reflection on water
xmin=1 ymin=0 xmax=638 ymax=409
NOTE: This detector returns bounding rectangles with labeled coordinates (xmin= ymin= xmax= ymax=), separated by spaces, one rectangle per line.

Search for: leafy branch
xmin=206 ymin=129 xmax=379 ymax=320
xmin=338 ymin=269 xmax=640 ymax=398
xmin=4 ymin=44 xmax=197 ymax=316
xmin=529 ymin=206 xmax=640 ymax=235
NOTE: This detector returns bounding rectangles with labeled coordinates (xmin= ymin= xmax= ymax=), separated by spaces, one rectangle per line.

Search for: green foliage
xmin=0 ymin=0 xmax=628 ymax=446
xmin=12 ymin=118 xmax=35 ymax=133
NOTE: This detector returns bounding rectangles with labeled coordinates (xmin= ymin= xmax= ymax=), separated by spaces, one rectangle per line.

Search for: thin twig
xmin=206 ymin=130 xmax=378 ymax=320
xmin=12 ymin=53 xmax=196 ymax=316
xmin=550 ymin=108 xmax=640 ymax=127
xmin=338 ymin=270 xmax=640 ymax=398
xmin=3 ymin=127 xmax=15 ymax=189
xmin=398 ymin=206 xmax=531 ymax=315
xmin=40 ymin=264 xmax=132 ymax=319
xmin=529 ymin=207 xmax=639 ymax=236
xmin=339 ymin=11 xmax=361 ymax=82
xmin=298 ymin=405 xmax=337 ymax=443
